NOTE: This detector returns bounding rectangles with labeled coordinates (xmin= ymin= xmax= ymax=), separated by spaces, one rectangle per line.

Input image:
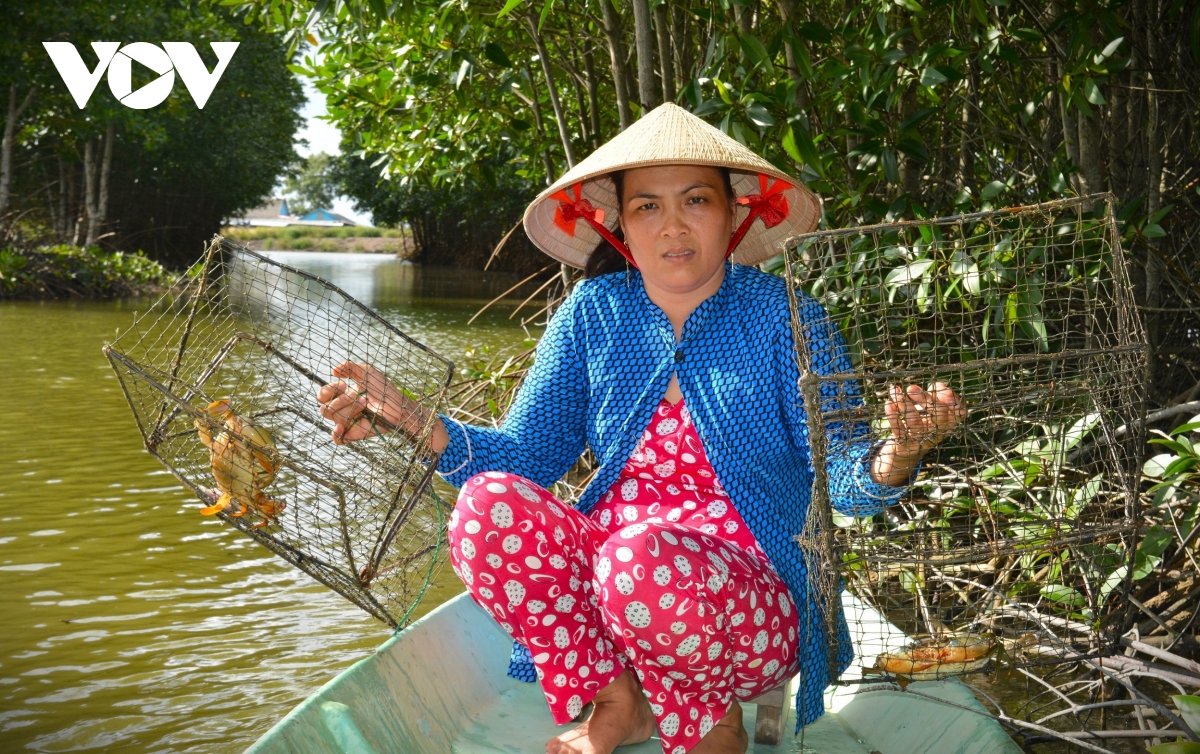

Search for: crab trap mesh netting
xmin=104 ymin=237 xmax=454 ymax=627
xmin=783 ymin=195 xmax=1147 ymax=686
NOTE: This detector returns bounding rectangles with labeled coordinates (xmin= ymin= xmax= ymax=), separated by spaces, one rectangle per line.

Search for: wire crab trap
xmin=103 ymin=237 xmax=454 ymax=628
xmin=783 ymin=195 xmax=1147 ymax=696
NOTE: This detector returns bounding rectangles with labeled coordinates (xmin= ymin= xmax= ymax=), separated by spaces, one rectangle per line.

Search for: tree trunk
xmin=776 ymin=0 xmax=808 ymax=101
xmin=96 ymin=121 xmax=114 ymax=242
xmin=734 ymin=4 xmax=753 ymax=35
xmin=1107 ymin=69 xmax=1127 ymax=198
xmin=670 ymin=2 xmax=690 ymax=95
xmin=957 ymin=60 xmax=977 ymax=196
xmin=1077 ymin=27 xmax=1107 ymax=201
xmin=0 ymin=84 xmax=36 ymax=221
xmin=526 ymin=12 xmax=576 ymax=167
xmin=630 ymin=0 xmax=658 ymax=111
xmin=68 ymin=159 xmax=81 ymax=246
xmin=566 ymin=42 xmax=591 ymax=146
xmin=56 ymin=155 xmax=67 ymax=238
xmin=523 ymin=65 xmax=558 ymax=182
xmin=897 ymin=39 xmax=920 ymax=203
xmin=1144 ymin=0 xmax=1164 ymax=359
xmin=601 ymin=0 xmax=634 ymax=130
xmin=1056 ymin=62 xmax=1083 ymax=197
xmin=583 ymin=48 xmax=601 ymax=148
xmin=898 ymin=85 xmax=921 ymax=202
xmin=83 ymin=137 xmax=98 ymax=246
xmin=654 ymin=3 xmax=676 ymax=103
xmin=1076 ymin=109 xmax=1105 ymax=199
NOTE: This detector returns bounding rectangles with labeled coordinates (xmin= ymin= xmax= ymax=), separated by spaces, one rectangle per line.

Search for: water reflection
xmin=0 ymin=256 xmax=536 ymax=752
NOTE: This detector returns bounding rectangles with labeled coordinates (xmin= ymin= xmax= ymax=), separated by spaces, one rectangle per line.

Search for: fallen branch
xmin=1121 ymin=636 xmax=1200 ymax=676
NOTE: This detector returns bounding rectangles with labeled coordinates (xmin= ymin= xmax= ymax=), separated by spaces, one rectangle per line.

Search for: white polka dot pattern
xmin=436 ymin=264 xmax=921 ymax=731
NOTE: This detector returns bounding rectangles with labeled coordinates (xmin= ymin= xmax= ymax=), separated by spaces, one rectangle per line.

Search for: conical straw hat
xmin=523 ymin=102 xmax=820 ymax=268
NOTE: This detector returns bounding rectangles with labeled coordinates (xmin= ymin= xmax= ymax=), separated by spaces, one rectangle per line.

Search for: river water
xmin=0 ymin=253 xmax=540 ymax=753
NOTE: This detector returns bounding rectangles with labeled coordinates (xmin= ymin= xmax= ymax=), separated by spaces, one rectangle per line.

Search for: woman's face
xmin=618 ymin=165 xmax=735 ymax=295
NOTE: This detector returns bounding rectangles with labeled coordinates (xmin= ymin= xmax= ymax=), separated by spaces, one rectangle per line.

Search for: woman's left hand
xmin=871 ymin=381 xmax=966 ymax=485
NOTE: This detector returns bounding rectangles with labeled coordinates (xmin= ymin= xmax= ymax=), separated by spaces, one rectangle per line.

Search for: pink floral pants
xmin=448 ymin=400 xmax=800 ymax=754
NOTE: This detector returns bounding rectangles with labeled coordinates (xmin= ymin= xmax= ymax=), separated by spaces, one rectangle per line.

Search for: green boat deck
xmin=247 ymin=593 xmax=1021 ymax=753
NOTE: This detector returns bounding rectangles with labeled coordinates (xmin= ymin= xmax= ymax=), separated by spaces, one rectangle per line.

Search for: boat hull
xmin=247 ymin=593 xmax=1021 ymax=753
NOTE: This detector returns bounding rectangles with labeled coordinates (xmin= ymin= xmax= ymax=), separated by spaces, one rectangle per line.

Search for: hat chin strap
xmin=554 ymin=172 xmax=793 ymax=268
xmin=552 ymin=183 xmax=639 ymax=269
xmin=726 ymin=173 xmax=794 ymax=258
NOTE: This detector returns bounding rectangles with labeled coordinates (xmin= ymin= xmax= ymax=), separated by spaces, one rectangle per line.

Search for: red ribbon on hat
xmin=552 ymin=182 xmax=637 ymax=268
xmin=727 ymin=173 xmax=793 ymax=258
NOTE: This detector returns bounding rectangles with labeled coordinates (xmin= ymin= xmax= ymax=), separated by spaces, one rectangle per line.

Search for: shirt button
xmin=674 ymin=349 xmax=685 ymax=363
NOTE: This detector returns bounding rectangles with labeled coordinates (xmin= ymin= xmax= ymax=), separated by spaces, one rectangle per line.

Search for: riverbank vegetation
xmin=0 ymin=243 xmax=169 ymax=299
xmin=221 ymin=224 xmax=412 ymax=253
xmin=1 ymin=2 xmax=303 ymax=269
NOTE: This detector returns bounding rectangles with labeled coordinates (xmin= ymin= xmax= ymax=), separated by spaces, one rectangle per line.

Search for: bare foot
xmin=546 ymin=670 xmax=656 ymax=754
xmin=691 ymin=703 xmax=748 ymax=754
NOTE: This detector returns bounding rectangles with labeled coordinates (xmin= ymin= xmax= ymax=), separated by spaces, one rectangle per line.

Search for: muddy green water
xmin=0 ymin=254 xmax=539 ymax=752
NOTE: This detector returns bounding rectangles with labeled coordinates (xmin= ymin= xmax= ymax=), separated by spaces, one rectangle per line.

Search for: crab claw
xmin=200 ymin=491 xmax=232 ymax=515
xmin=204 ymin=399 xmax=232 ymax=419
xmin=256 ymin=498 xmax=286 ymax=518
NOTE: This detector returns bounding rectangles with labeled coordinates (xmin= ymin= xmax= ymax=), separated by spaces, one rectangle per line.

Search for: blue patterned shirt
xmin=437 ymin=261 xmax=918 ymax=729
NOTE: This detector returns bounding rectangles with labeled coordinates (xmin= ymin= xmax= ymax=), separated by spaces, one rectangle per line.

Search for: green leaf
xmin=1172 ymin=695 xmax=1200 ymax=738
xmin=881 ymin=148 xmax=900 ymax=184
xmin=797 ymin=21 xmax=833 ymax=44
xmin=1098 ymin=36 xmax=1125 ymax=60
xmin=1041 ymin=584 xmax=1085 ymax=607
xmin=1066 ymin=474 xmax=1103 ymax=519
xmin=1063 ymin=413 xmax=1101 ymax=451
xmin=1148 ymin=743 xmax=1200 ymax=754
xmin=1163 ymin=455 xmax=1199 ymax=477
xmin=739 ymin=33 xmax=774 ymax=72
xmin=919 ymin=67 xmax=948 ymax=86
xmin=933 ymin=66 xmax=965 ymax=83
xmin=894 ymin=0 xmax=926 ymax=12
xmin=1171 ymin=420 xmax=1200 ymax=436
xmin=496 ymin=0 xmax=525 ymax=19
xmin=996 ymin=44 xmax=1021 ymax=66
xmin=969 ymin=0 xmax=989 ymax=24
xmin=1140 ymin=525 xmax=1174 ymax=558
xmin=885 ymin=258 xmax=934 ymax=285
xmin=483 ymin=42 xmax=512 ymax=68
xmin=1144 ymin=223 xmax=1168 ymax=238
xmin=981 ymin=180 xmax=1008 ymax=200
xmin=454 ymin=58 xmax=471 ymax=89
xmin=745 ymin=103 xmax=775 ymax=127
xmin=782 ymin=125 xmax=803 ymax=162
xmin=950 ymin=250 xmax=980 ymax=294
xmin=783 ymin=124 xmax=823 ymax=173
xmin=1099 ymin=565 xmax=1128 ymax=603
xmin=713 ymin=78 xmax=734 ymax=105
xmin=899 ymin=107 xmax=937 ymax=132
xmin=693 ymin=98 xmax=725 ymax=117
xmin=1084 ymin=77 xmax=1107 ymax=105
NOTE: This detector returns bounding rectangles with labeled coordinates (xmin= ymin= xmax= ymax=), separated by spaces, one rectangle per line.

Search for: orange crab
xmin=194 ymin=399 xmax=285 ymax=528
xmin=875 ymin=634 xmax=996 ymax=680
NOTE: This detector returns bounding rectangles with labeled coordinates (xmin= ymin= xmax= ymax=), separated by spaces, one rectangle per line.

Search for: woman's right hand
xmin=316 ymin=362 xmax=449 ymax=452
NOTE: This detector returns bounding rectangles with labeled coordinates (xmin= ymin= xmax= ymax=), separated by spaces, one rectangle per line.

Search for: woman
xmin=317 ymin=104 xmax=965 ymax=754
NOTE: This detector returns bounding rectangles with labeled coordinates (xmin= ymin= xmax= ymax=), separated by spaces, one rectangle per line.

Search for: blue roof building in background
xmin=226 ymin=198 xmax=361 ymax=228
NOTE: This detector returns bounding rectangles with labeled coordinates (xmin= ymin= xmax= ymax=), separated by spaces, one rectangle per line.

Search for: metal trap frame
xmin=104 ymin=236 xmax=454 ymax=628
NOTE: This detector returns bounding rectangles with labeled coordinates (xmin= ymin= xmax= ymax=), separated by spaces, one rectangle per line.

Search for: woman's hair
xmin=584 ymin=167 xmax=737 ymax=279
